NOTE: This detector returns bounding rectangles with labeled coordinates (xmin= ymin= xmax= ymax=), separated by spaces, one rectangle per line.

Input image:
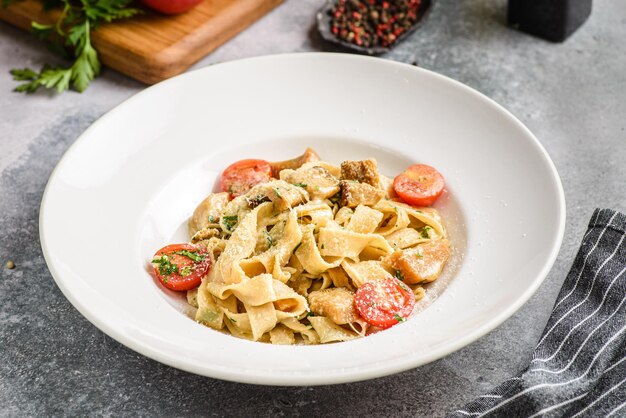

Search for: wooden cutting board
xmin=0 ymin=0 xmax=284 ymax=84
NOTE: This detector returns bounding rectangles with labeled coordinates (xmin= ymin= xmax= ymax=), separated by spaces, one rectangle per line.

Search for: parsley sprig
xmin=5 ymin=0 xmax=140 ymax=93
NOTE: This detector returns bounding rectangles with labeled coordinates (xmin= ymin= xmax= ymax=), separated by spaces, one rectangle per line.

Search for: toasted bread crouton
xmin=386 ymin=239 xmax=450 ymax=284
xmin=308 ymin=287 xmax=359 ymax=325
xmin=339 ymin=180 xmax=384 ymax=208
xmin=340 ymin=159 xmax=380 ymax=187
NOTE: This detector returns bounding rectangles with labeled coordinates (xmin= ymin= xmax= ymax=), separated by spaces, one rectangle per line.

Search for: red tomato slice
xmin=354 ymin=277 xmax=416 ymax=329
xmin=221 ymin=159 xmax=272 ymax=198
xmin=151 ymin=244 xmax=210 ymax=291
xmin=393 ymin=164 xmax=445 ymax=207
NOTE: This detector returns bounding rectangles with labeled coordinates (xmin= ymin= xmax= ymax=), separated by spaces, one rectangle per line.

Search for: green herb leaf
xmin=420 ymin=226 xmax=432 ymax=239
xmin=222 ymin=215 xmax=238 ymax=232
xmin=10 ymin=68 xmax=39 ymax=82
xmin=393 ymin=313 xmax=405 ymax=322
xmin=180 ymin=266 xmax=192 ymax=277
xmin=273 ymin=187 xmax=282 ymax=198
xmin=151 ymin=255 xmax=179 ymax=277
xmin=264 ymin=230 xmax=274 ymax=248
xmin=394 ymin=269 xmax=404 ymax=281
xmin=293 ymin=183 xmax=307 ymax=188
xmin=174 ymin=250 xmax=205 ymax=262
xmin=208 ymin=215 xmax=215 ymax=223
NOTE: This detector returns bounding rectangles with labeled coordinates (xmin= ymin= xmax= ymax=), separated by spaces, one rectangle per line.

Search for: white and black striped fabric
xmin=448 ymin=208 xmax=626 ymax=418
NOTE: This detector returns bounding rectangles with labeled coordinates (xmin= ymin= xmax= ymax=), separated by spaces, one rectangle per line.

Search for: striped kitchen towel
xmin=448 ymin=208 xmax=626 ymax=418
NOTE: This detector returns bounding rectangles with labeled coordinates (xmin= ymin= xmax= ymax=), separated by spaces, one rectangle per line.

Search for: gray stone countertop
xmin=1 ymin=0 xmax=625 ymax=416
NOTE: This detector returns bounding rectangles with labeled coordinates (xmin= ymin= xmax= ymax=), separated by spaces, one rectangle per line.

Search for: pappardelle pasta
xmin=150 ymin=149 xmax=450 ymax=344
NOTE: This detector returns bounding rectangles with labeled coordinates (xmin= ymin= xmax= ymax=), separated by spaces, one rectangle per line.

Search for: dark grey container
xmin=508 ymin=0 xmax=593 ymax=42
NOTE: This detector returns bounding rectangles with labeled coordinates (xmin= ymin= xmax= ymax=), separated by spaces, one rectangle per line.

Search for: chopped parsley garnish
xmin=222 ymin=215 xmax=238 ymax=232
xmin=151 ymin=255 xmax=179 ymax=277
xmin=273 ymin=187 xmax=282 ymax=198
xmin=395 ymin=269 xmax=404 ymax=281
xmin=307 ymin=311 xmax=315 ymax=317
xmin=180 ymin=266 xmax=192 ymax=277
xmin=208 ymin=215 xmax=215 ymax=223
xmin=174 ymin=250 xmax=205 ymax=262
xmin=228 ymin=185 xmax=234 ymax=195
xmin=293 ymin=183 xmax=307 ymax=188
xmin=420 ymin=226 xmax=432 ymax=239
xmin=264 ymin=230 xmax=274 ymax=247
xmin=393 ymin=313 xmax=405 ymax=322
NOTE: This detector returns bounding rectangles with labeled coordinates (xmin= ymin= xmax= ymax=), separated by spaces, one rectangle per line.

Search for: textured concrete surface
xmin=1 ymin=0 xmax=625 ymax=417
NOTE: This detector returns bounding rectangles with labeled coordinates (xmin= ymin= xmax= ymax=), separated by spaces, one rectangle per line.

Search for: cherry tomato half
xmin=151 ymin=244 xmax=210 ymax=291
xmin=221 ymin=159 xmax=272 ymax=198
xmin=393 ymin=164 xmax=445 ymax=207
xmin=140 ymin=0 xmax=203 ymax=14
xmin=354 ymin=277 xmax=416 ymax=329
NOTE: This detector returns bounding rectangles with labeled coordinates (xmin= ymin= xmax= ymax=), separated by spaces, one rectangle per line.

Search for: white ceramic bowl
xmin=40 ymin=53 xmax=565 ymax=385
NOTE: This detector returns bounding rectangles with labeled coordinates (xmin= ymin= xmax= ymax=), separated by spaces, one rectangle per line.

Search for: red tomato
xmin=354 ymin=277 xmax=416 ymax=329
xmin=221 ymin=159 xmax=272 ymax=198
xmin=393 ymin=164 xmax=445 ymax=207
xmin=140 ymin=0 xmax=203 ymax=14
xmin=151 ymin=244 xmax=210 ymax=291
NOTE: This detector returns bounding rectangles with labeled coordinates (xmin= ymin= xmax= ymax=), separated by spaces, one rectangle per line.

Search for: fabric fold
xmin=448 ymin=209 xmax=626 ymax=418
